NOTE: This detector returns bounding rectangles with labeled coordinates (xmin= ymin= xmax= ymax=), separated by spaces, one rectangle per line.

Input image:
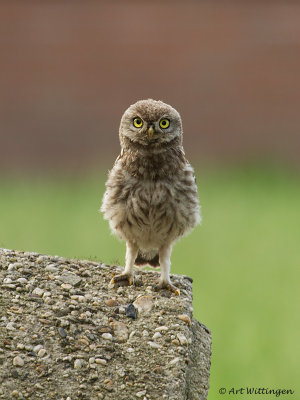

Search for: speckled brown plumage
xmin=101 ymin=99 xmax=201 ymax=294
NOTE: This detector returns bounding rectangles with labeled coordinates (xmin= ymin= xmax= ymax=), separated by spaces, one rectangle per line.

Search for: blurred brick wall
xmin=0 ymin=1 xmax=299 ymax=171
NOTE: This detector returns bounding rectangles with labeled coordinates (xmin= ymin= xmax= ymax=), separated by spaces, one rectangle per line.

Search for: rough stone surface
xmin=0 ymin=248 xmax=211 ymax=400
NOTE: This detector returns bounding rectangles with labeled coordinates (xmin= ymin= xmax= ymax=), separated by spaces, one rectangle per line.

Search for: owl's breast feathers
xmin=117 ymin=135 xmax=186 ymax=180
xmin=101 ymin=145 xmax=200 ymax=248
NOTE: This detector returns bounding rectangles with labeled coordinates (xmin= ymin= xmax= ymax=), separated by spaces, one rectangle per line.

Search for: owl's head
xmin=119 ymin=99 xmax=183 ymax=150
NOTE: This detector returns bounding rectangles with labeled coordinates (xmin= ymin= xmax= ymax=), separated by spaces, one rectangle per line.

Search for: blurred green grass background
xmin=0 ymin=165 xmax=299 ymax=399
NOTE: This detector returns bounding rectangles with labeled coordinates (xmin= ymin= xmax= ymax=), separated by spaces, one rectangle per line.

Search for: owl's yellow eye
xmin=159 ymin=118 xmax=170 ymax=129
xmin=133 ymin=117 xmax=143 ymax=128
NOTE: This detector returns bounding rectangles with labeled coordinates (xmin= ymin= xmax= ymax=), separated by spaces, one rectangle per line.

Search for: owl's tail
xmin=134 ymin=249 xmax=160 ymax=268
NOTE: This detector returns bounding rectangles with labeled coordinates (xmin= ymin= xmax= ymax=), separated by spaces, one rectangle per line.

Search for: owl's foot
xmin=153 ymin=281 xmax=180 ymax=296
xmin=110 ymin=272 xmax=134 ymax=287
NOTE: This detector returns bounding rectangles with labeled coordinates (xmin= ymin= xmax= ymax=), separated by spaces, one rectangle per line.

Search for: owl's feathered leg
xmin=111 ymin=241 xmax=138 ymax=286
xmin=154 ymin=244 xmax=180 ymax=295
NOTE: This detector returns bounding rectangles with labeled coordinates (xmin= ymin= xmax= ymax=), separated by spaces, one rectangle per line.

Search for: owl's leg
xmin=154 ymin=244 xmax=180 ymax=295
xmin=111 ymin=241 xmax=138 ymax=286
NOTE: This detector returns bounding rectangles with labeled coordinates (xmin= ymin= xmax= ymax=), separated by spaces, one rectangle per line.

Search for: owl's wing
xmin=185 ymin=159 xmax=198 ymax=186
xmin=113 ymin=149 xmax=124 ymax=167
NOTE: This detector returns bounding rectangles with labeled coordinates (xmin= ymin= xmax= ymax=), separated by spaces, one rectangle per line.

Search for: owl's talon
xmin=111 ymin=273 xmax=134 ymax=287
xmin=153 ymin=282 xmax=180 ymax=295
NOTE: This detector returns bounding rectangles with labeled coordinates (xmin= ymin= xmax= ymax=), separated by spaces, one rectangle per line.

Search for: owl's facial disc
xmin=120 ymin=99 xmax=183 ymax=148
xmin=125 ymin=115 xmax=178 ymax=145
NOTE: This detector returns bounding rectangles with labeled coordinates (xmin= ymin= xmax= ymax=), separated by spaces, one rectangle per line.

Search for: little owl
xmin=101 ymin=99 xmax=201 ymax=294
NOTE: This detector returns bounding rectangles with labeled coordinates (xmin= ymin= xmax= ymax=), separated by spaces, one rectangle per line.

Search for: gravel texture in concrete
xmin=0 ymin=248 xmax=211 ymax=400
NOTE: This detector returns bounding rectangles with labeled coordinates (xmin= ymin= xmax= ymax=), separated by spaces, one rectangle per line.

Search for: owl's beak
xmin=147 ymin=126 xmax=154 ymax=140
